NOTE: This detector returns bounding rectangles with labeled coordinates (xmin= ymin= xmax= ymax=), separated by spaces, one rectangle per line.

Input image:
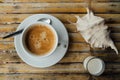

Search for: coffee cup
xmin=20 ymin=21 xmax=58 ymax=58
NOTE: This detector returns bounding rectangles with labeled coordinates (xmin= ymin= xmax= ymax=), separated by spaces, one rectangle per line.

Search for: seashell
xmin=74 ymin=8 xmax=118 ymax=54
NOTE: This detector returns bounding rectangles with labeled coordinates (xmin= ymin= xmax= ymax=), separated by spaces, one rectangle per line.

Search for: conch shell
xmin=74 ymin=8 xmax=118 ymax=54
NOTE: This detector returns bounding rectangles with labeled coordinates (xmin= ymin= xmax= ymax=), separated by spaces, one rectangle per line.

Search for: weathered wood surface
xmin=0 ymin=0 xmax=120 ymax=80
xmin=0 ymin=52 xmax=120 ymax=63
xmin=0 ymin=0 xmax=120 ymax=3
xmin=0 ymin=74 xmax=91 ymax=80
xmin=0 ymin=14 xmax=120 ymax=24
xmin=0 ymin=3 xmax=120 ymax=13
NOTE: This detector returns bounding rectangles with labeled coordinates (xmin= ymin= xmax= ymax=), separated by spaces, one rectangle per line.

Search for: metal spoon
xmin=2 ymin=18 xmax=51 ymax=39
xmin=38 ymin=18 xmax=51 ymax=24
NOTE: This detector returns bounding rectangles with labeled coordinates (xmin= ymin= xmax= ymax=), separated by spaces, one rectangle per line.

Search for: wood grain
xmin=0 ymin=52 xmax=120 ymax=63
xmin=0 ymin=32 xmax=120 ymax=42
xmin=92 ymin=74 xmax=120 ymax=80
xmin=0 ymin=14 xmax=120 ymax=24
xmin=0 ymin=42 xmax=14 ymax=50
xmin=0 ymin=62 xmax=119 ymax=74
xmin=0 ymin=0 xmax=120 ymax=3
xmin=0 ymin=0 xmax=120 ymax=79
xmin=0 ymin=63 xmax=86 ymax=73
xmin=0 ymin=52 xmax=91 ymax=63
xmin=0 ymin=3 xmax=120 ymax=13
xmin=0 ymin=23 xmax=120 ymax=33
xmin=0 ymin=73 xmax=90 ymax=80
xmin=0 ymin=42 xmax=90 ymax=51
xmin=0 ymin=73 xmax=120 ymax=80
xmin=69 ymin=33 xmax=120 ymax=42
xmin=0 ymin=40 xmax=119 ymax=52
xmin=0 ymin=0 xmax=85 ymax=3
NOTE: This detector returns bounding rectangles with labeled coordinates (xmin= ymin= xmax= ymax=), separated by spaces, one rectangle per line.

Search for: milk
xmin=83 ymin=56 xmax=105 ymax=76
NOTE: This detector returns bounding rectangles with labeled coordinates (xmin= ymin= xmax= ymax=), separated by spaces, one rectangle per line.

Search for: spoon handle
xmin=2 ymin=18 xmax=51 ymax=39
xmin=3 ymin=29 xmax=24 ymax=39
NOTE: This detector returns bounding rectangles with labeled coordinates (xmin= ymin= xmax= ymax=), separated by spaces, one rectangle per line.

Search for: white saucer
xmin=14 ymin=14 xmax=69 ymax=68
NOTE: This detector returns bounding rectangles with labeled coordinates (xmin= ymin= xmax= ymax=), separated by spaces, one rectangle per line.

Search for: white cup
xmin=20 ymin=22 xmax=58 ymax=58
xmin=83 ymin=56 xmax=105 ymax=76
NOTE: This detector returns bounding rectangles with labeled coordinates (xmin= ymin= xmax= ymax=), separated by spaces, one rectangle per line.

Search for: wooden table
xmin=0 ymin=0 xmax=120 ymax=80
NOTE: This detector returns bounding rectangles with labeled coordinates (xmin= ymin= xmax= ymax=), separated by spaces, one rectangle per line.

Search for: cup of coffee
xmin=21 ymin=22 xmax=58 ymax=58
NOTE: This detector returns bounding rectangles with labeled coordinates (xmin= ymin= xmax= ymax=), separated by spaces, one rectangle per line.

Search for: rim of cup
xmin=20 ymin=22 xmax=58 ymax=58
xmin=83 ymin=56 xmax=105 ymax=76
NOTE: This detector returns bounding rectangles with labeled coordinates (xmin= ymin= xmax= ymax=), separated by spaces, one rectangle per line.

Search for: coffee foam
xmin=25 ymin=24 xmax=56 ymax=55
xmin=29 ymin=35 xmax=35 ymax=39
xmin=40 ymin=31 xmax=47 ymax=40
xmin=34 ymin=40 xmax=41 ymax=49
xmin=32 ymin=31 xmax=50 ymax=49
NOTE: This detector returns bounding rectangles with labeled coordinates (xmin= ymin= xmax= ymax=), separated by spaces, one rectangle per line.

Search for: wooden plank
xmin=0 ymin=26 xmax=16 ymax=32
xmin=92 ymin=74 xmax=120 ymax=80
xmin=0 ymin=14 xmax=120 ymax=24
xmin=0 ymin=42 xmax=14 ymax=50
xmin=0 ymin=33 xmax=120 ymax=54
xmin=0 ymin=42 xmax=90 ymax=51
xmin=109 ymin=24 xmax=120 ymax=33
xmin=64 ymin=24 xmax=77 ymax=32
xmin=0 ymin=52 xmax=91 ymax=63
xmin=0 ymin=0 xmax=84 ymax=3
xmin=0 ymin=27 xmax=120 ymax=42
xmin=92 ymin=53 xmax=120 ymax=62
xmin=0 ymin=73 xmax=90 ymax=80
xmin=61 ymin=24 xmax=120 ymax=33
xmin=69 ymin=43 xmax=90 ymax=51
xmin=104 ymin=63 xmax=120 ymax=74
xmin=90 ymin=42 xmax=120 ymax=53
xmin=0 ymin=52 xmax=120 ymax=63
xmin=0 ymin=23 xmax=120 ymax=34
xmin=0 ymin=62 xmax=119 ymax=74
xmin=0 ymin=14 xmax=32 ymax=24
xmin=0 ymin=14 xmax=120 ymax=26
xmin=0 ymin=73 xmax=120 ymax=80
xmin=69 ymin=33 xmax=85 ymax=42
xmin=0 ymin=63 xmax=86 ymax=73
xmin=0 ymin=38 xmax=13 ymax=42
xmin=0 ymin=3 xmax=120 ymax=13
xmin=0 ymin=41 xmax=120 ymax=52
xmin=0 ymin=0 xmax=119 ymax=3
xmin=0 ymin=23 xmax=120 ymax=33
xmin=0 ymin=24 xmax=119 ymax=32
xmin=69 ymin=33 xmax=120 ymax=42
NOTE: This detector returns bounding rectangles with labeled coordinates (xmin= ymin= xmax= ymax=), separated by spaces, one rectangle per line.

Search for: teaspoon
xmin=3 ymin=18 xmax=51 ymax=39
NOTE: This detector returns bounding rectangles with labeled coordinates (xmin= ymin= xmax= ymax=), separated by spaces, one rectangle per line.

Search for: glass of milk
xmin=83 ymin=56 xmax=105 ymax=76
